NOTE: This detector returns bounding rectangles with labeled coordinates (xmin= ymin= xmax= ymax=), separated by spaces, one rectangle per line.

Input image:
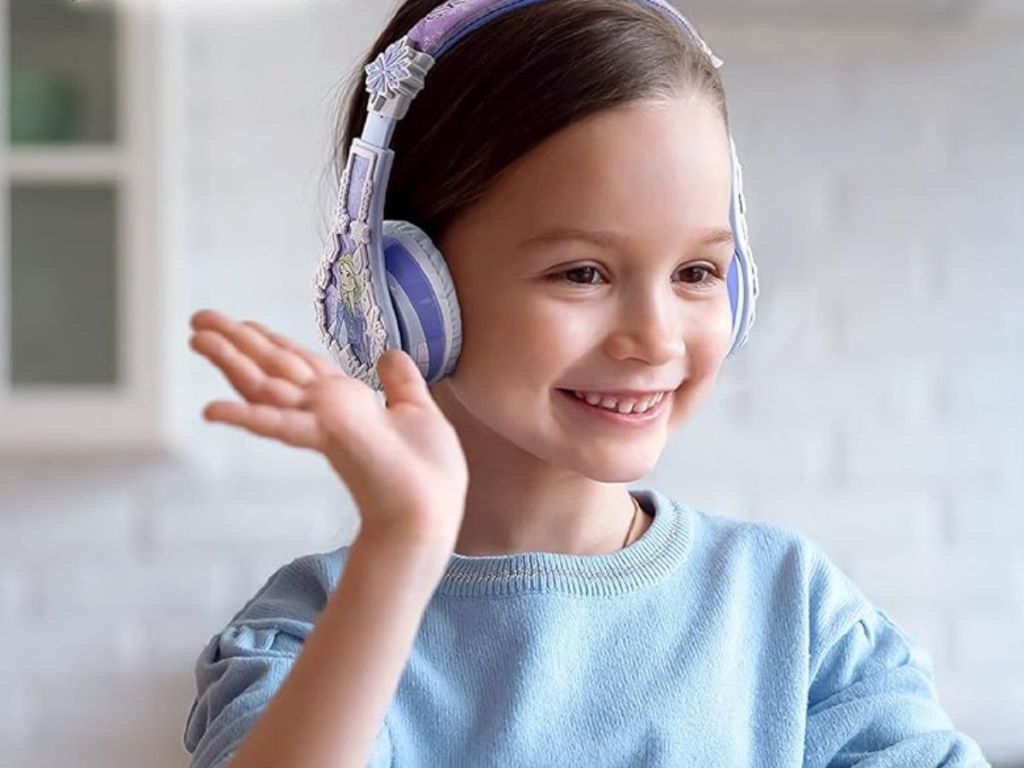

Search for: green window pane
xmin=9 ymin=0 xmax=118 ymax=144
xmin=9 ymin=183 xmax=119 ymax=387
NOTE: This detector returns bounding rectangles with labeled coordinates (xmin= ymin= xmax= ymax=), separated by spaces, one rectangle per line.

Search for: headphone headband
xmin=408 ymin=0 xmax=722 ymax=63
xmin=364 ymin=0 xmax=722 ymax=127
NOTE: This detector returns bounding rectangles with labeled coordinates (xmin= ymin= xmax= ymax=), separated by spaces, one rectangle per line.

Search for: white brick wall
xmin=1 ymin=2 xmax=1021 ymax=766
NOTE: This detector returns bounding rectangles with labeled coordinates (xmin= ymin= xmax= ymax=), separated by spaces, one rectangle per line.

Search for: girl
xmin=182 ymin=1 xmax=991 ymax=766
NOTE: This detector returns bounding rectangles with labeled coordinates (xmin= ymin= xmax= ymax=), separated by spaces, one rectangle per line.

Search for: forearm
xmin=226 ymin=526 xmax=451 ymax=768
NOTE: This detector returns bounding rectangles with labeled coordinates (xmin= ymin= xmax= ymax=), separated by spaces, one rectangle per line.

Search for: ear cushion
xmin=380 ymin=220 xmax=464 ymax=383
xmin=725 ymin=137 xmax=759 ymax=358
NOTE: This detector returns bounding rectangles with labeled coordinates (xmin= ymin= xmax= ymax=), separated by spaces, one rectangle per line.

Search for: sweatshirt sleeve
xmin=802 ymin=545 xmax=991 ymax=768
xmin=181 ymin=551 xmax=392 ymax=768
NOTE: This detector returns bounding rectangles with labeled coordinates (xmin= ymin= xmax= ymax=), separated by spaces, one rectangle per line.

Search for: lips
xmin=555 ymin=388 xmax=670 ymax=426
xmin=568 ymin=389 xmax=667 ymax=415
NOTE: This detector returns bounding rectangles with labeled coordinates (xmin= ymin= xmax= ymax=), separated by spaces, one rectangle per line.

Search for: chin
xmin=567 ymin=443 xmax=664 ymax=483
xmin=585 ymin=465 xmax=655 ymax=484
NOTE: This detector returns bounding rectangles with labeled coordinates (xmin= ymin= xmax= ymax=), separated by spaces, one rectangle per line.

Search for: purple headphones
xmin=313 ymin=0 xmax=760 ymax=391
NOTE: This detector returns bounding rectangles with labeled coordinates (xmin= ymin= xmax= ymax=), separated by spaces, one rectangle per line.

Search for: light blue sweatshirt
xmin=182 ymin=487 xmax=991 ymax=767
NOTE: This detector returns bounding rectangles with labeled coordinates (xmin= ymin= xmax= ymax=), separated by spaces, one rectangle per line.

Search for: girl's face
xmin=430 ymin=94 xmax=735 ymax=482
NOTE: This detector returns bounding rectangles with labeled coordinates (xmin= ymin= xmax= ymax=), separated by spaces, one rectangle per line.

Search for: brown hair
xmin=321 ymin=0 xmax=728 ymax=246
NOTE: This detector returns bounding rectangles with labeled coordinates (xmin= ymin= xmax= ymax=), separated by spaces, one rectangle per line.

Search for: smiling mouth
xmin=561 ymin=389 xmax=667 ymax=413
xmin=555 ymin=388 xmax=671 ymax=425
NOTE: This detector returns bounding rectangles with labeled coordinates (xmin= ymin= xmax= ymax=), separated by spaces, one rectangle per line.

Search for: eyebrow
xmin=518 ymin=226 xmax=735 ymax=251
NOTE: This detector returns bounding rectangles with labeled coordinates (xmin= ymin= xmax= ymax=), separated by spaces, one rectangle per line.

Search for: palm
xmin=188 ymin=309 xmax=468 ymax=542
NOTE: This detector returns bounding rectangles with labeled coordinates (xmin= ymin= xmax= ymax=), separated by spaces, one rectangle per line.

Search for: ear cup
xmin=380 ymin=220 xmax=464 ymax=384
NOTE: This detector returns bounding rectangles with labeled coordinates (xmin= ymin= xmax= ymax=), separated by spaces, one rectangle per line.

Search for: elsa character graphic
xmin=333 ymin=252 xmax=370 ymax=366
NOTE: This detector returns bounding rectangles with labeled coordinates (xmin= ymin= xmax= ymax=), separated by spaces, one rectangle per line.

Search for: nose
xmin=604 ymin=287 xmax=686 ymax=366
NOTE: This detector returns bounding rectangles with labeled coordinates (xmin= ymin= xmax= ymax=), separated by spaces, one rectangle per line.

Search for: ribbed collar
xmin=434 ymin=487 xmax=693 ymax=598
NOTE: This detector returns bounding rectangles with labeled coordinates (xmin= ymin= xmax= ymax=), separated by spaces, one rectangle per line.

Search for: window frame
xmin=0 ymin=0 xmax=166 ymax=451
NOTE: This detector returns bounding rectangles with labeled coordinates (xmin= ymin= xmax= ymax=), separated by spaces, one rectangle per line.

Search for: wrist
xmin=355 ymin=520 xmax=456 ymax=566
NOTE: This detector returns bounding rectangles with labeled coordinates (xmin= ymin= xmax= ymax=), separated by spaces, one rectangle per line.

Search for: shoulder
xmin=186 ymin=545 xmax=356 ymax=674
xmin=222 ymin=545 xmax=354 ymax=634
xmin=183 ymin=544 xmax=359 ymax=764
xmin=684 ymin=501 xmax=825 ymax=581
xmin=681 ymin=501 xmax=876 ymax=652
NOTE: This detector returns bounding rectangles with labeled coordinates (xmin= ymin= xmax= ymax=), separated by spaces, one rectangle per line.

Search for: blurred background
xmin=0 ymin=0 xmax=1021 ymax=765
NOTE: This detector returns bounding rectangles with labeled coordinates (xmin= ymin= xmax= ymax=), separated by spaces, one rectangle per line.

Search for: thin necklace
xmin=621 ymin=495 xmax=641 ymax=549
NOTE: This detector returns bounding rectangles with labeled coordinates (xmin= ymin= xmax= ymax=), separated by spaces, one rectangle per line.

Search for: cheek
xmin=686 ymin=295 xmax=734 ymax=360
xmin=465 ymin=289 xmax=582 ymax=370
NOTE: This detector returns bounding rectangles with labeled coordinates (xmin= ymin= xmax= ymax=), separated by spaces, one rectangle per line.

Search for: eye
xmin=550 ymin=263 xmax=724 ymax=289
xmin=677 ymin=265 xmax=723 ymax=289
xmin=556 ymin=265 xmax=605 ymax=285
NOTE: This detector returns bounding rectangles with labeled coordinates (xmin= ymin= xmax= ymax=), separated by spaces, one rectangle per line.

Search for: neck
xmin=430 ymin=379 xmax=652 ymax=557
xmin=453 ymin=478 xmax=641 ymax=556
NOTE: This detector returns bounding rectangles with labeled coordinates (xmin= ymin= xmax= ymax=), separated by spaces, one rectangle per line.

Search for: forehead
xmin=475 ymin=95 xmax=733 ymax=247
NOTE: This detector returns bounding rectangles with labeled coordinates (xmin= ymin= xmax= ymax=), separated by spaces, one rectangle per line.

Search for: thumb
xmin=377 ymin=348 xmax=431 ymax=407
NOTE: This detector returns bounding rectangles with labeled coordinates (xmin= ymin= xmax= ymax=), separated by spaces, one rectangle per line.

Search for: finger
xmin=240 ymin=319 xmax=342 ymax=379
xmin=190 ymin=330 xmax=308 ymax=409
xmin=190 ymin=308 xmax=224 ymax=331
xmin=376 ymin=349 xmax=431 ymax=408
xmin=202 ymin=400 xmax=324 ymax=450
xmin=192 ymin=309 xmax=316 ymax=386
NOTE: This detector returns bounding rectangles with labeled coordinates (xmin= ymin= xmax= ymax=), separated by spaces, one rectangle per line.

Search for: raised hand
xmin=188 ymin=308 xmax=468 ymax=547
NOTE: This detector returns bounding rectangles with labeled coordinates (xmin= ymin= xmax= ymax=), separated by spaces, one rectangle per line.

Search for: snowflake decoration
xmin=365 ymin=37 xmax=414 ymax=101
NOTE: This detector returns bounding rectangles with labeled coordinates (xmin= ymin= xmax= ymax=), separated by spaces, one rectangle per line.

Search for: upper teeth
xmin=572 ymin=390 xmax=666 ymax=414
